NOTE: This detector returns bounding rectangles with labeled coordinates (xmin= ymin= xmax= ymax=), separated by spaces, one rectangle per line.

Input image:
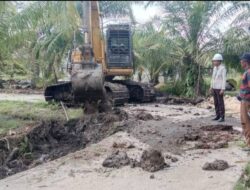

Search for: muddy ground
xmin=0 ymin=99 xmax=242 ymax=179
xmin=0 ymin=92 xmax=247 ymax=189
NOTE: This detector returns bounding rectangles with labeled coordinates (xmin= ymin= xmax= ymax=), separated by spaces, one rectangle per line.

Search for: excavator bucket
xmin=71 ymin=63 xmax=104 ymax=103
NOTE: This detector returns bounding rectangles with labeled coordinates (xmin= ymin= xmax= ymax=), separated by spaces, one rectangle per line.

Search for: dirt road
xmin=0 ymin=97 xmax=247 ymax=190
xmin=0 ymin=92 xmax=44 ymax=102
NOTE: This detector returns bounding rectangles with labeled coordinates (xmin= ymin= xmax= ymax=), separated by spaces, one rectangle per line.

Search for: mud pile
xmin=184 ymin=124 xmax=239 ymax=149
xmin=102 ymin=150 xmax=130 ymax=168
xmin=139 ymin=149 xmax=167 ymax=172
xmin=136 ymin=112 xmax=154 ymax=121
xmin=0 ymin=108 xmax=129 ymax=179
xmin=102 ymin=149 xmax=167 ymax=173
xmin=202 ymin=160 xmax=229 ymax=171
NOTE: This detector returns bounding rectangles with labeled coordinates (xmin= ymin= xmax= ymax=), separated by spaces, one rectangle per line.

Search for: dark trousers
xmin=213 ymin=89 xmax=225 ymax=118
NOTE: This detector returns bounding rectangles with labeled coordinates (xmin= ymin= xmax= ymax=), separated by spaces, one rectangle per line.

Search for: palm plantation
xmin=1 ymin=1 xmax=250 ymax=189
xmin=0 ymin=1 xmax=250 ymax=95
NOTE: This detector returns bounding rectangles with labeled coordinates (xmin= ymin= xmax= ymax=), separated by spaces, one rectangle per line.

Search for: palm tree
xmin=133 ymin=20 xmax=179 ymax=85
xmin=153 ymin=1 xmax=250 ymax=97
xmin=6 ymin=1 xmax=139 ymax=87
xmin=222 ymin=2 xmax=250 ymax=72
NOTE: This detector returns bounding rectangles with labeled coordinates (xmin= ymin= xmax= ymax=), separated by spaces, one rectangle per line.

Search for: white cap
xmin=212 ymin=53 xmax=223 ymax=61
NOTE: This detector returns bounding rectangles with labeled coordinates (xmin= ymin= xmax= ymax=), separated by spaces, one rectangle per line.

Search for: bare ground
xmin=0 ymin=92 xmax=248 ymax=190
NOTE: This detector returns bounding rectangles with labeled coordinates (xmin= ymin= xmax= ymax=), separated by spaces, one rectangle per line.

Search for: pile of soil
xmin=0 ymin=108 xmax=129 ymax=179
xmin=202 ymin=160 xmax=229 ymax=171
xmin=139 ymin=149 xmax=167 ymax=172
xmin=184 ymin=124 xmax=239 ymax=150
xmin=102 ymin=149 xmax=168 ymax=173
xmin=102 ymin=150 xmax=130 ymax=168
xmin=136 ymin=112 xmax=154 ymax=121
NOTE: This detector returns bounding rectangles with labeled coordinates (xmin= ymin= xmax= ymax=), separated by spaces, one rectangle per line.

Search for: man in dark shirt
xmin=239 ymin=52 xmax=250 ymax=150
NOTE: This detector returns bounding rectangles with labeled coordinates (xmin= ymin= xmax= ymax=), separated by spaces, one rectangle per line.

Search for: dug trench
xmin=0 ymin=106 xmax=241 ymax=180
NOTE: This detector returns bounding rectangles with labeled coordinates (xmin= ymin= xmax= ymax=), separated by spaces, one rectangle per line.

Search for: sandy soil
xmin=0 ymin=131 xmax=247 ymax=190
xmin=0 ymin=93 xmax=247 ymax=190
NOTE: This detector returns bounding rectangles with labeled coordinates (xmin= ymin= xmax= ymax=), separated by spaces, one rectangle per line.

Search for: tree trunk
xmin=30 ymin=50 xmax=37 ymax=89
xmin=195 ymin=63 xmax=201 ymax=97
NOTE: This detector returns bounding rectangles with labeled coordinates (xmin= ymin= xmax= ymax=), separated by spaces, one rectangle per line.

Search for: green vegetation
xmin=0 ymin=100 xmax=82 ymax=135
xmin=1 ymin=1 xmax=249 ymax=97
xmin=234 ymin=162 xmax=250 ymax=190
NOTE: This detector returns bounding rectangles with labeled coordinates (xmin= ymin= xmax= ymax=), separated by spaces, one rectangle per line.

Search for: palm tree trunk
xmin=196 ymin=63 xmax=201 ymax=97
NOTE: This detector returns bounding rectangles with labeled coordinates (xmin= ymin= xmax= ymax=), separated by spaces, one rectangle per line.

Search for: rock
xmin=127 ymin=143 xmax=135 ymax=149
xmin=140 ymin=149 xmax=167 ymax=172
xmin=202 ymin=160 xmax=229 ymax=171
xmin=171 ymin=157 xmax=178 ymax=162
xmin=155 ymin=105 xmax=159 ymax=107
xmin=150 ymin=174 xmax=155 ymax=179
xmin=112 ymin=142 xmax=127 ymax=149
xmin=194 ymin=113 xmax=200 ymax=116
xmin=102 ymin=150 xmax=130 ymax=168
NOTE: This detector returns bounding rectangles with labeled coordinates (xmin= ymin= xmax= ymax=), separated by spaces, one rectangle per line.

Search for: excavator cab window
xmin=106 ymin=24 xmax=132 ymax=68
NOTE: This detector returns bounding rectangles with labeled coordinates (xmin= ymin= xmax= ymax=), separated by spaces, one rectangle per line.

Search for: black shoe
xmin=212 ymin=116 xmax=220 ymax=121
xmin=218 ymin=117 xmax=225 ymax=122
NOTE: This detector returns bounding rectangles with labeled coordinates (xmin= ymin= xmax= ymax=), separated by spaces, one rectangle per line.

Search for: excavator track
xmin=111 ymin=80 xmax=156 ymax=103
xmin=104 ymin=82 xmax=129 ymax=106
xmin=44 ymin=80 xmax=155 ymax=107
xmin=44 ymin=81 xmax=130 ymax=107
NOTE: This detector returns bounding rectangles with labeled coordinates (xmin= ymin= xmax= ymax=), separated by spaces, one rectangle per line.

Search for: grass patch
xmin=234 ymin=162 xmax=250 ymax=190
xmin=0 ymin=100 xmax=82 ymax=121
xmin=0 ymin=100 xmax=83 ymax=135
xmin=0 ymin=114 xmax=32 ymax=134
xmin=235 ymin=140 xmax=248 ymax=148
xmin=225 ymin=91 xmax=239 ymax=97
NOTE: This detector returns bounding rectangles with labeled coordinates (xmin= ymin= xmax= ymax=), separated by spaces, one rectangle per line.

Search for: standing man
xmin=210 ymin=53 xmax=227 ymax=122
xmin=238 ymin=53 xmax=250 ymax=150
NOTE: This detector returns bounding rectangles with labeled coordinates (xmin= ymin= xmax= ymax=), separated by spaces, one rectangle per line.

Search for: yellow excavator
xmin=44 ymin=1 xmax=155 ymax=107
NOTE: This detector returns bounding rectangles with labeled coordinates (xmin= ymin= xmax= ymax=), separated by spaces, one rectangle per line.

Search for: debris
xmin=102 ymin=150 xmax=130 ymax=168
xmin=140 ymin=149 xmax=167 ymax=172
xmin=60 ymin=101 xmax=69 ymax=121
xmin=202 ymin=160 xmax=229 ymax=171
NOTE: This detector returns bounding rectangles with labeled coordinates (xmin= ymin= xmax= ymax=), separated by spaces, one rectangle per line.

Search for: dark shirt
xmin=240 ymin=68 xmax=250 ymax=101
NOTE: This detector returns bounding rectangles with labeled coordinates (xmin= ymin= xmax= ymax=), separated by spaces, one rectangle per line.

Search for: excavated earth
xmin=0 ymin=108 xmax=129 ymax=179
xmin=0 ymin=98 xmax=243 ymax=181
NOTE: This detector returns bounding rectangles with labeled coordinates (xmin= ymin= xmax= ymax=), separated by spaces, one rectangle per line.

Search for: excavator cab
xmin=106 ymin=24 xmax=132 ymax=69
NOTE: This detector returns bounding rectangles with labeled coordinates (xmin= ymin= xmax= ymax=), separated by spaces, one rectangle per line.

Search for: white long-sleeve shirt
xmin=210 ymin=64 xmax=227 ymax=90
